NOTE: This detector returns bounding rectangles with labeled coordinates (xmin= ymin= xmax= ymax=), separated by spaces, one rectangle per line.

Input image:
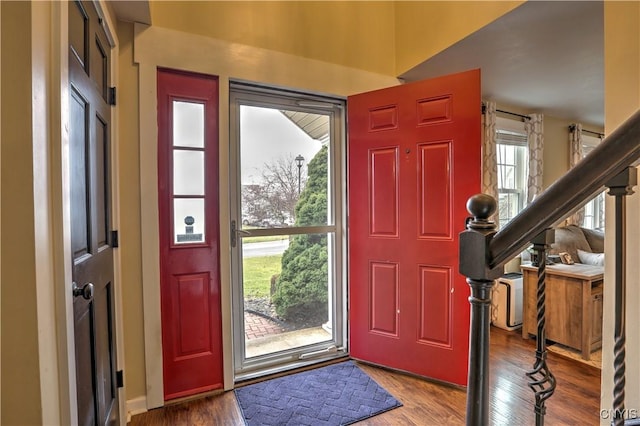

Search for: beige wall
xmin=149 ymin=1 xmax=524 ymax=78
xmin=542 ymin=114 xmax=572 ymax=189
xmin=150 ymin=1 xmax=397 ymax=76
xmin=117 ymin=21 xmax=147 ymax=401
xmin=601 ymin=2 xmax=640 ymax=422
xmin=0 ymin=2 xmax=43 ymax=425
xmin=542 ymin=114 xmax=603 ymax=189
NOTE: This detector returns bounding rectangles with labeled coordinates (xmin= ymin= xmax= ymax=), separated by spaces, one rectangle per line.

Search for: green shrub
xmin=273 ymin=146 xmax=329 ymax=323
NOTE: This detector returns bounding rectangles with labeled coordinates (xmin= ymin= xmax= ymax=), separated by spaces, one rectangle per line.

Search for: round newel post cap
xmin=466 ymin=194 xmax=497 ymax=220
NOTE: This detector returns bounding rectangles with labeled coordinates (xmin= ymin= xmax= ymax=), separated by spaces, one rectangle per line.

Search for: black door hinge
xmin=111 ymin=230 xmax=119 ymax=248
xmin=108 ymin=87 xmax=116 ymax=106
xmin=116 ymin=370 xmax=124 ymax=388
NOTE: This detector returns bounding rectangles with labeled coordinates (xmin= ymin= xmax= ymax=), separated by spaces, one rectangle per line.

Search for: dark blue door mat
xmin=234 ymin=361 xmax=402 ymax=425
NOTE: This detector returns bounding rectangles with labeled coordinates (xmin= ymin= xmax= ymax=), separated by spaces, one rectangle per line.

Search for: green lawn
xmin=243 ymin=234 xmax=288 ymax=244
xmin=242 ymin=226 xmax=289 ymax=244
xmin=243 ymin=254 xmax=282 ymax=299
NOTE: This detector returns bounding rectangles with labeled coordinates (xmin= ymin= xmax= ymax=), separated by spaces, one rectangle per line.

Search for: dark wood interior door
xmin=69 ymin=1 xmax=118 ymax=424
xmin=348 ymin=69 xmax=481 ymax=386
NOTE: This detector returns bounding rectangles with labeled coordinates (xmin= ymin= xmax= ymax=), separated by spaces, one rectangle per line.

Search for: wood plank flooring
xmin=130 ymin=327 xmax=602 ymax=425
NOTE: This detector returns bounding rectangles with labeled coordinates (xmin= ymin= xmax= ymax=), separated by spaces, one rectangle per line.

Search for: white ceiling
xmin=399 ymin=1 xmax=604 ymax=127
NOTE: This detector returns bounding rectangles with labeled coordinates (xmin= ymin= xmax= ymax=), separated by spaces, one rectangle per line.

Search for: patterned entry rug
xmin=234 ymin=361 xmax=402 ymax=425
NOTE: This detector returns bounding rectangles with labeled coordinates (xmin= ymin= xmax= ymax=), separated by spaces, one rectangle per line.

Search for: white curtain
xmin=525 ymin=113 xmax=544 ymax=203
xmin=482 ymin=101 xmax=499 ymax=226
xmin=567 ymin=124 xmax=585 ymax=225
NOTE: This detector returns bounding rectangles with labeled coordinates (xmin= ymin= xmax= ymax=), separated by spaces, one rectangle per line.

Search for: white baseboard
xmin=126 ymin=396 xmax=148 ymax=423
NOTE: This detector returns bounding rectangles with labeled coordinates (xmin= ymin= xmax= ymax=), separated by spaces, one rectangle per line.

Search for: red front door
xmin=157 ymin=68 xmax=222 ymax=399
xmin=348 ymin=69 xmax=481 ymax=385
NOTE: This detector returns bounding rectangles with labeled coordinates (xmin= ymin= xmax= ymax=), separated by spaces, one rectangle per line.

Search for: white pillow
xmin=577 ymin=249 xmax=605 ymax=266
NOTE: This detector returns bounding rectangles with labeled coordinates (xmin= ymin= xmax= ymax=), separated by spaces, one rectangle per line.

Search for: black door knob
xmin=73 ymin=282 xmax=95 ymax=300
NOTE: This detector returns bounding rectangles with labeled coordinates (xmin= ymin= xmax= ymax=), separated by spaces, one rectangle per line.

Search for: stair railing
xmin=460 ymin=109 xmax=640 ymax=426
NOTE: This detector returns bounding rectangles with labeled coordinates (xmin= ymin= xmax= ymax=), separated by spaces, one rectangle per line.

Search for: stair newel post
xmin=605 ymin=166 xmax=637 ymax=426
xmin=525 ymin=229 xmax=556 ymax=426
xmin=459 ymin=194 xmax=503 ymax=426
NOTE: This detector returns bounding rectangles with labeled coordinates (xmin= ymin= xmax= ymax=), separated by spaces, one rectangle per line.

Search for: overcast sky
xmin=240 ymin=106 xmax=323 ymax=184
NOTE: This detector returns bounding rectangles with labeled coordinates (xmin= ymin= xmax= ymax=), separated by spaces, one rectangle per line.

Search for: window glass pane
xmin=173 ymin=150 xmax=204 ymax=195
xmin=497 ymin=143 xmax=528 ymax=228
xmin=498 ymin=193 xmax=520 ymax=224
xmin=174 ymin=198 xmax=205 ymax=244
xmin=242 ymin=232 xmax=330 ymax=358
xmin=504 ymin=145 xmax=516 ymax=164
xmin=239 ymin=105 xmax=330 ymax=228
xmin=499 ymin=164 xmax=516 ymax=189
xmin=584 ymin=199 xmax=595 ymax=228
xmin=173 ymin=101 xmax=204 ymax=148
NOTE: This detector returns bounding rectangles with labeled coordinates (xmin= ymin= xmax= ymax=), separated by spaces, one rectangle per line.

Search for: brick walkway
xmin=244 ymin=312 xmax=287 ymax=340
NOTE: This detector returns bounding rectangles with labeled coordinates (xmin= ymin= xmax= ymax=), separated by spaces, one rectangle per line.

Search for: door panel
xmin=95 ymin=117 xmax=108 ymax=246
xmin=70 ymin=88 xmax=90 ymax=259
xmin=369 ymin=262 xmax=399 ymax=336
xmin=348 ymin=69 xmax=481 ymax=386
xmin=418 ymin=266 xmax=451 ymax=345
xmin=369 ymin=148 xmax=399 ymax=237
xmin=171 ymin=273 xmax=212 ymax=357
xmin=69 ymin=1 xmax=118 ymax=425
xmin=418 ymin=142 xmax=452 ymax=238
xmin=157 ymin=68 xmax=222 ymax=400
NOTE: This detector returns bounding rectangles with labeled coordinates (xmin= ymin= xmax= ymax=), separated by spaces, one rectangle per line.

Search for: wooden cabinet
xmin=521 ymin=263 xmax=604 ymax=360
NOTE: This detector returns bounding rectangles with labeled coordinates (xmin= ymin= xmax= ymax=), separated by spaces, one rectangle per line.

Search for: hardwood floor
xmin=130 ymin=327 xmax=602 ymax=425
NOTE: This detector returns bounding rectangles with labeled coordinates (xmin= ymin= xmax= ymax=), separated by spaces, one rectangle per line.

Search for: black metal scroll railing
xmin=459 ymin=109 xmax=640 ymax=426
xmin=525 ymin=229 xmax=556 ymax=426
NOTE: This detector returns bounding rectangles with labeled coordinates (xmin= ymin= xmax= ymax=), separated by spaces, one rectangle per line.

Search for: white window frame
xmin=228 ymin=83 xmax=347 ymax=380
xmin=496 ymin=116 xmax=529 ymax=228
xmin=582 ymin=134 xmax=605 ymax=230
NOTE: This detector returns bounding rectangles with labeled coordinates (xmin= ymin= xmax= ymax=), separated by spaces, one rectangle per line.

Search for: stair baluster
xmin=525 ymin=229 xmax=556 ymax=426
xmin=606 ymin=167 xmax=637 ymax=426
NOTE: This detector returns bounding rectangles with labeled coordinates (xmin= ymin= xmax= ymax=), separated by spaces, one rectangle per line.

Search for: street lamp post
xmin=295 ymin=154 xmax=305 ymax=195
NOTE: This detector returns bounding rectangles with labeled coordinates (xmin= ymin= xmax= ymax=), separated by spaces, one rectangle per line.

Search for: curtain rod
xmin=496 ymin=108 xmax=530 ymax=121
xmin=569 ymin=124 xmax=604 ymax=138
xmin=481 ymin=103 xmax=530 ymax=121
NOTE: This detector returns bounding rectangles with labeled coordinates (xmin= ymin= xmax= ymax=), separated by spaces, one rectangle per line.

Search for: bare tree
xmin=241 ymin=184 xmax=271 ymax=225
xmin=242 ymin=154 xmax=307 ymax=226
